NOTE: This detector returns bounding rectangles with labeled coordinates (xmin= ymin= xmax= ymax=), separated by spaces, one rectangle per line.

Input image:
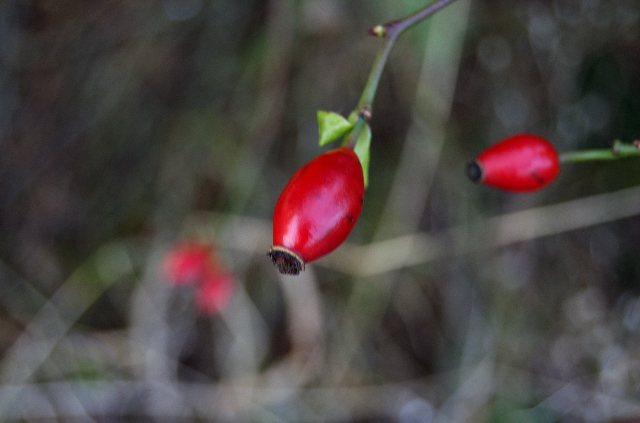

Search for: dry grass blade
xmin=320 ymin=184 xmax=640 ymax=276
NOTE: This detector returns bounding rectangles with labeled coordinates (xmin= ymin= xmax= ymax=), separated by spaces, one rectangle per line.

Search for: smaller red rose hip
xmin=162 ymin=242 xmax=212 ymax=286
xmin=268 ymin=147 xmax=365 ymax=275
xmin=467 ymin=133 xmax=560 ymax=192
xmin=162 ymin=240 xmax=236 ymax=316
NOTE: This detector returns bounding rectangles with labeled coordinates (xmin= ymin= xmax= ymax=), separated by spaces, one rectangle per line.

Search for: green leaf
xmin=353 ymin=122 xmax=371 ymax=189
xmin=317 ymin=111 xmax=353 ymax=146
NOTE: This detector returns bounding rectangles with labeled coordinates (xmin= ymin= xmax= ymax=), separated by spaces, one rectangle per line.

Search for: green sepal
xmin=317 ymin=111 xmax=354 ymax=146
xmin=350 ymin=122 xmax=371 ymax=189
xmin=347 ymin=110 xmax=359 ymax=125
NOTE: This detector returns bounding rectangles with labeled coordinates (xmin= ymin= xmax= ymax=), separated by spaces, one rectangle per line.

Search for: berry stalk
xmin=559 ymin=140 xmax=640 ymax=163
xmin=346 ymin=0 xmax=459 ymax=149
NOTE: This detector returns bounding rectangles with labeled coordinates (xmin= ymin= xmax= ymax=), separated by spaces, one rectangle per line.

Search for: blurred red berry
xmin=162 ymin=240 xmax=236 ymax=316
xmin=195 ymin=270 xmax=235 ymax=316
xmin=162 ymin=242 xmax=212 ymax=286
xmin=467 ymin=133 xmax=560 ymax=192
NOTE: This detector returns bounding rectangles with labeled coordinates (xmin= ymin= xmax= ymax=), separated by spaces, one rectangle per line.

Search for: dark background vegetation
xmin=0 ymin=0 xmax=639 ymax=421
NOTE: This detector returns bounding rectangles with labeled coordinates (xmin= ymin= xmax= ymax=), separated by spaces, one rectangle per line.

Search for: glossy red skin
xmin=273 ymin=147 xmax=364 ymax=263
xmin=477 ymin=134 xmax=560 ymax=192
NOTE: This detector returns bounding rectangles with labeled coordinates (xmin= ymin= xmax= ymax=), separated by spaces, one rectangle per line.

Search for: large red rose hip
xmin=268 ymin=147 xmax=365 ymax=275
xmin=467 ymin=133 xmax=560 ymax=192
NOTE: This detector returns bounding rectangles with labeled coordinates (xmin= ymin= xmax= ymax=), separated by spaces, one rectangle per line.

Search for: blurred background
xmin=0 ymin=0 xmax=639 ymax=421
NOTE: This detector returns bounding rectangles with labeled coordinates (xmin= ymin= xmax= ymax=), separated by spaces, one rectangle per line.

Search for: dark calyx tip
xmin=466 ymin=160 xmax=483 ymax=184
xmin=267 ymin=246 xmax=305 ymax=275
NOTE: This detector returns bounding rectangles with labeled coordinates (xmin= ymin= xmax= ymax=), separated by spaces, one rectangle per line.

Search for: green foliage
xmin=318 ymin=110 xmax=370 ymax=188
xmin=317 ymin=111 xmax=353 ymax=146
xmin=351 ymin=122 xmax=372 ymax=189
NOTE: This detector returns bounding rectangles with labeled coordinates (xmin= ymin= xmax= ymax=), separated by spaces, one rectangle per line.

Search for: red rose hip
xmin=268 ymin=147 xmax=365 ymax=275
xmin=467 ymin=133 xmax=560 ymax=192
xmin=162 ymin=241 xmax=212 ymax=286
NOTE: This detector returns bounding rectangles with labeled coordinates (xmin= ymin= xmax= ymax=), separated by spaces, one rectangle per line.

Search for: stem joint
xmin=359 ymin=104 xmax=372 ymax=121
